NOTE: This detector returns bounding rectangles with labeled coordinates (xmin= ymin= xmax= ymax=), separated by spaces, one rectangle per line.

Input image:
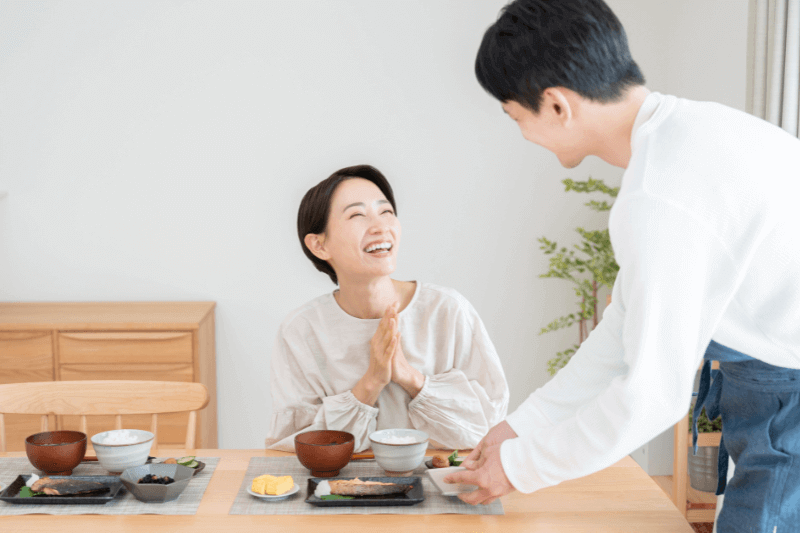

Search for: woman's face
xmin=312 ymin=178 xmax=401 ymax=283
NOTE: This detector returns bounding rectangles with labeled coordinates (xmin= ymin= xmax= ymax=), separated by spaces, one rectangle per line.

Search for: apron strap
xmin=692 ymin=359 xmax=728 ymax=494
xmin=716 ymin=433 xmax=729 ymax=495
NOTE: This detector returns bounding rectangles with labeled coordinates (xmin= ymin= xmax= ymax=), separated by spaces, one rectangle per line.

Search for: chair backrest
xmin=0 ymin=380 xmax=209 ymax=453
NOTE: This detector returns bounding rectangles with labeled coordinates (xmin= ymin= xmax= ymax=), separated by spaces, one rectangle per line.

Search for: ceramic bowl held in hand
xmin=91 ymin=429 xmax=154 ymax=474
xmin=25 ymin=430 xmax=87 ymax=476
xmin=294 ymin=430 xmax=355 ymax=477
xmin=369 ymin=429 xmax=429 ymax=476
xmin=120 ymin=463 xmax=194 ymax=503
xmin=426 ymin=466 xmax=478 ymax=496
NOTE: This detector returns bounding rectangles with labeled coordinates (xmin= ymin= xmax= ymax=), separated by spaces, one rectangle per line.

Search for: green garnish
xmin=178 ymin=456 xmax=196 ymax=466
xmin=19 ymin=486 xmax=44 ymax=498
xmin=320 ymin=494 xmax=354 ymax=500
xmin=447 ymin=450 xmax=462 ymax=466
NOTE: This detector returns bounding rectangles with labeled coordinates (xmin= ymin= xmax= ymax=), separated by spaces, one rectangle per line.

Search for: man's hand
xmin=443 ymin=421 xmax=518 ymax=505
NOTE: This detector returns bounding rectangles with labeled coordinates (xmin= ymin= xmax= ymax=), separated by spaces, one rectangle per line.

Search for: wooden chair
xmin=0 ymin=381 xmax=209 ymax=453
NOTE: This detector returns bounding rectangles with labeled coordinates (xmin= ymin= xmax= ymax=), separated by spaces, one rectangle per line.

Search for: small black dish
xmin=156 ymin=459 xmax=206 ymax=476
xmin=0 ymin=475 xmax=123 ymax=505
xmin=305 ymin=476 xmax=423 ymax=507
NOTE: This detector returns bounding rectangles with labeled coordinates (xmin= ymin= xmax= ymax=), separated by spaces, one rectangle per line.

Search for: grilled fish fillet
xmin=328 ymin=478 xmax=412 ymax=496
xmin=30 ymin=477 xmax=109 ymax=496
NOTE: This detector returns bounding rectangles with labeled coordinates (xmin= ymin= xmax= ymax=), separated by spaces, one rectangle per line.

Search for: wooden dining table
xmin=1 ymin=448 xmax=693 ymax=532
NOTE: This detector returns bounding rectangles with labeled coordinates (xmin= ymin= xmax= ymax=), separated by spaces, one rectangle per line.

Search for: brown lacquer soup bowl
xmin=294 ymin=430 xmax=355 ymax=477
xmin=25 ymin=430 xmax=87 ymax=476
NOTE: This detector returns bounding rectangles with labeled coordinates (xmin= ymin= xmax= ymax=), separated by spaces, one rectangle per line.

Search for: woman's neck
xmin=335 ymin=277 xmax=412 ymax=319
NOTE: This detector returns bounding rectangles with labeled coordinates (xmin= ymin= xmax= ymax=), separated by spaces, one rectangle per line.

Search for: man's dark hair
xmin=475 ymin=0 xmax=645 ymax=113
xmin=297 ymin=164 xmax=397 ymax=285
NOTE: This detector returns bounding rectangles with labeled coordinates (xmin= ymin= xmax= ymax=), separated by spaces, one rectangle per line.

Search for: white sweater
xmin=502 ymin=92 xmax=800 ymax=493
xmin=267 ymin=282 xmax=509 ymax=452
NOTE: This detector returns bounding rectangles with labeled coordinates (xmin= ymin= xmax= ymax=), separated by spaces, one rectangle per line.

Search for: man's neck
xmin=586 ymin=86 xmax=651 ymax=168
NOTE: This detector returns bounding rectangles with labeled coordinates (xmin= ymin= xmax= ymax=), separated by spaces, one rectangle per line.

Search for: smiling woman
xmin=265 ymin=165 xmax=510 ymax=452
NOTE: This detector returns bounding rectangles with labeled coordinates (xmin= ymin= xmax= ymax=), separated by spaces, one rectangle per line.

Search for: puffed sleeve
xmin=266 ymin=323 xmax=379 ymax=452
xmin=407 ymin=298 xmax=509 ymax=448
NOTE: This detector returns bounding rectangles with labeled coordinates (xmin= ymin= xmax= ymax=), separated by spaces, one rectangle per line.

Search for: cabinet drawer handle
xmin=0 ymin=331 xmax=52 ymax=341
xmin=60 ymin=332 xmax=190 ymax=341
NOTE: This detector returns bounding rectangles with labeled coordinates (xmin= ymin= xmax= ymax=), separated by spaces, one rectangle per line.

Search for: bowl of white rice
xmin=369 ymin=429 xmax=429 ymax=476
xmin=90 ymin=429 xmax=154 ymax=473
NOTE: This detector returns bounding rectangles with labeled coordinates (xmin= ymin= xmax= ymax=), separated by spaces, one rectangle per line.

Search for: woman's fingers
xmin=376 ymin=319 xmax=395 ymax=361
xmin=385 ymin=317 xmax=396 ymax=343
xmin=371 ymin=312 xmax=389 ymax=352
xmin=377 ymin=307 xmax=390 ymax=335
xmin=386 ymin=333 xmax=399 ymax=362
xmin=371 ymin=303 xmax=400 ymax=365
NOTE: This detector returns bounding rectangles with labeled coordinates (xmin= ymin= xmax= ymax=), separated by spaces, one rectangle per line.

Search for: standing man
xmin=445 ymin=1 xmax=800 ymax=531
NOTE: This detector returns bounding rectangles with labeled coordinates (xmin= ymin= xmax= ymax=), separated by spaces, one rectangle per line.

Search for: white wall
xmin=0 ymin=0 xmax=747 ymax=450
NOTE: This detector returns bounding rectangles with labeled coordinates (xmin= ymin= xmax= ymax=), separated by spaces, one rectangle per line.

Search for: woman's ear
xmin=304 ymin=233 xmax=331 ymax=261
xmin=541 ymin=87 xmax=574 ymax=127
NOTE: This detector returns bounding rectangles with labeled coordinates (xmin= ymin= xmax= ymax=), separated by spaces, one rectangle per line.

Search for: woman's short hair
xmin=475 ymin=0 xmax=645 ymax=113
xmin=297 ymin=164 xmax=397 ymax=285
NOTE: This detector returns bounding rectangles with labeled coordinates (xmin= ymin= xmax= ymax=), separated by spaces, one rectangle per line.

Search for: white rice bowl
xmin=369 ymin=429 xmax=429 ymax=475
xmin=91 ymin=429 xmax=154 ymax=473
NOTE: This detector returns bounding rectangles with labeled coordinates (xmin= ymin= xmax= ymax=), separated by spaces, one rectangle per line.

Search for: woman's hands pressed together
xmin=352 ymin=303 xmax=399 ymax=405
xmin=385 ymin=303 xmax=425 ymax=398
xmin=352 ymin=302 xmax=424 ymax=406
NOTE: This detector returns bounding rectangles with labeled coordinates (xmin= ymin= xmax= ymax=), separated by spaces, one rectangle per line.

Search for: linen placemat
xmin=228 ymin=456 xmax=503 ymax=515
xmin=0 ymin=457 xmax=218 ymax=515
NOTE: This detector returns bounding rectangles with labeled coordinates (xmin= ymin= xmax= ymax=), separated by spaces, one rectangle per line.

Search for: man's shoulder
xmin=626 ymin=94 xmax=799 ymax=205
xmin=662 ymin=94 xmax=793 ymax=146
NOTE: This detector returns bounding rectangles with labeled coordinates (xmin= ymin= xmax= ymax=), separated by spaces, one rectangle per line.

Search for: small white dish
xmin=246 ymin=484 xmax=300 ymax=501
xmin=426 ymin=466 xmax=478 ymax=496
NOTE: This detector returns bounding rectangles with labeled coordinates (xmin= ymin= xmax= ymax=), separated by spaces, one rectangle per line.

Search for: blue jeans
xmin=694 ymin=340 xmax=800 ymax=533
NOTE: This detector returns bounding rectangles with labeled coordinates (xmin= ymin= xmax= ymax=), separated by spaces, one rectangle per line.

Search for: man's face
xmin=501 ymin=99 xmax=586 ymax=169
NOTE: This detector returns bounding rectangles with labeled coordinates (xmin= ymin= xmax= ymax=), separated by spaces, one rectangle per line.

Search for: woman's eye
xmin=382 ymin=210 xmax=394 ymax=216
xmin=349 ymin=213 xmax=364 ymax=219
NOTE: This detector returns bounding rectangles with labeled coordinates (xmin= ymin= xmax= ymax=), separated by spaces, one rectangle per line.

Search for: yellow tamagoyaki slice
xmin=251 ymin=475 xmax=269 ymax=495
xmin=251 ymin=474 xmax=294 ymax=496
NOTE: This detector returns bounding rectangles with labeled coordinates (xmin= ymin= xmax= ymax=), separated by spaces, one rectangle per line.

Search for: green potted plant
xmin=687 ymin=405 xmax=722 ymax=493
xmin=539 ymin=177 xmax=619 ymax=375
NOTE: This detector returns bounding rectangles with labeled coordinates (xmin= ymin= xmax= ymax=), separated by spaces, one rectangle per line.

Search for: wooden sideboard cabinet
xmin=0 ymin=302 xmax=217 ymax=451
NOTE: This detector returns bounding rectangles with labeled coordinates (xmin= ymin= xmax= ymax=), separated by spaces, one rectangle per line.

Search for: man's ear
xmin=541 ymin=87 xmax=574 ymax=126
xmin=304 ymin=233 xmax=331 ymax=261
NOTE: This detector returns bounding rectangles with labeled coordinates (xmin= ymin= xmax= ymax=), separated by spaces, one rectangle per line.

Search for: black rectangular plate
xmin=305 ymin=476 xmax=423 ymax=507
xmin=0 ymin=475 xmax=124 ymax=505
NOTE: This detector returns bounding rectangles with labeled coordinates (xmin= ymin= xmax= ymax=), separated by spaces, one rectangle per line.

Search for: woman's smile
xmin=364 ymin=241 xmax=393 ymax=255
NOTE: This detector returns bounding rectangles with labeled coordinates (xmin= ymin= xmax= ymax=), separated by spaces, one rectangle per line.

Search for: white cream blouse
xmin=266 ymin=282 xmax=509 ymax=452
